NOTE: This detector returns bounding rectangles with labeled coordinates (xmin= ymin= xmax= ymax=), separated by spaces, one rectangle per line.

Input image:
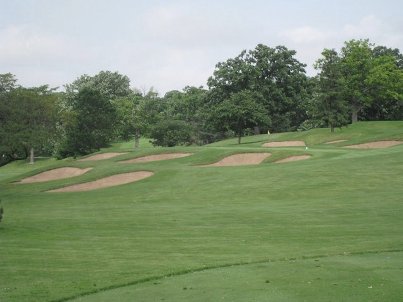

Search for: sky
xmin=1 ymin=0 xmax=403 ymax=94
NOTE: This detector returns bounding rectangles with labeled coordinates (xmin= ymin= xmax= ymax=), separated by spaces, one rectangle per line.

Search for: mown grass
xmin=72 ymin=251 xmax=403 ymax=302
xmin=0 ymin=121 xmax=402 ymax=302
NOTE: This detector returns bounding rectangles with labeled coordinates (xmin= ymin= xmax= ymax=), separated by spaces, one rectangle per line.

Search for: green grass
xmin=71 ymin=251 xmax=403 ymax=302
xmin=0 ymin=121 xmax=403 ymax=302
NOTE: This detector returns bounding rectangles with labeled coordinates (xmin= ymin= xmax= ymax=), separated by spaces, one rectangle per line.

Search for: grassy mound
xmin=0 ymin=121 xmax=402 ymax=302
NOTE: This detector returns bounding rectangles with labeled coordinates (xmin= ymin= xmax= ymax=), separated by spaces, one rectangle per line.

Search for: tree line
xmin=1 ymin=39 xmax=402 ymax=165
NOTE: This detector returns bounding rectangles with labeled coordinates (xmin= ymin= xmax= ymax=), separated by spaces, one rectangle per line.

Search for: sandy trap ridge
xmin=324 ymin=140 xmax=347 ymax=144
xmin=275 ymin=155 xmax=311 ymax=163
xmin=19 ymin=167 xmax=92 ymax=183
xmin=263 ymin=141 xmax=306 ymax=147
xmin=201 ymin=153 xmax=271 ymax=167
xmin=120 ymin=153 xmax=192 ymax=164
xmin=48 ymin=171 xmax=154 ymax=192
xmin=79 ymin=152 xmax=128 ymax=161
xmin=345 ymin=140 xmax=402 ymax=149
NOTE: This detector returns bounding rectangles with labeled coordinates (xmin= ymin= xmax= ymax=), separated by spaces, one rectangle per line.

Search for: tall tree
xmin=65 ymin=71 xmax=131 ymax=101
xmin=0 ymin=73 xmax=18 ymax=94
xmin=313 ymin=49 xmax=349 ymax=132
xmin=369 ymin=55 xmax=403 ymax=96
xmin=113 ymin=89 xmax=163 ymax=149
xmin=372 ymin=45 xmax=403 ymax=69
xmin=209 ymin=90 xmax=270 ymax=144
xmin=207 ymin=44 xmax=309 ymax=133
xmin=339 ymin=40 xmax=403 ymax=122
xmin=164 ymin=86 xmax=208 ymax=144
xmin=364 ymin=55 xmax=403 ymax=120
xmin=340 ymin=39 xmax=374 ymax=123
xmin=60 ymin=87 xmax=116 ymax=157
xmin=249 ymin=44 xmax=310 ymax=131
xmin=0 ymin=86 xmax=58 ymax=164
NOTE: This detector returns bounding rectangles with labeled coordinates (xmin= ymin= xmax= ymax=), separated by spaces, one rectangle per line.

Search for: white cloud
xmin=278 ymin=15 xmax=403 ymax=76
xmin=0 ymin=25 xmax=88 ymax=63
xmin=343 ymin=15 xmax=403 ymax=48
xmin=343 ymin=15 xmax=382 ymax=38
xmin=0 ymin=25 xmax=106 ymax=88
xmin=281 ymin=26 xmax=328 ymax=44
xmin=142 ymin=4 xmax=247 ymax=49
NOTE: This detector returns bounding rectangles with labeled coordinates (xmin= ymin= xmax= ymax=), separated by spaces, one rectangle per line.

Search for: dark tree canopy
xmin=65 ymin=70 xmax=132 ymax=103
xmin=0 ymin=86 xmax=58 ymax=165
xmin=313 ymin=49 xmax=349 ymax=131
xmin=209 ymin=90 xmax=270 ymax=144
xmin=59 ymin=87 xmax=117 ymax=157
xmin=1 ymin=40 xmax=403 ymax=161
xmin=207 ymin=44 xmax=310 ymax=133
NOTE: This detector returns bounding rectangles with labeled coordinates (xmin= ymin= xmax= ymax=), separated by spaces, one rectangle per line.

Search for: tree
xmin=163 ymin=86 xmax=208 ymax=144
xmin=372 ymin=45 xmax=403 ymax=69
xmin=58 ymin=71 xmax=132 ymax=157
xmin=207 ymin=44 xmax=310 ymax=133
xmin=313 ymin=49 xmax=349 ymax=132
xmin=59 ymin=87 xmax=116 ymax=157
xmin=369 ymin=55 xmax=403 ymax=98
xmin=363 ymin=54 xmax=403 ymax=120
xmin=113 ymin=89 xmax=163 ymax=149
xmin=339 ymin=40 xmax=403 ymax=122
xmin=209 ymin=90 xmax=270 ymax=144
xmin=149 ymin=119 xmax=192 ymax=147
xmin=0 ymin=86 xmax=58 ymax=165
xmin=340 ymin=39 xmax=374 ymax=123
xmin=0 ymin=73 xmax=18 ymax=94
xmin=250 ymin=44 xmax=310 ymax=131
xmin=65 ymin=71 xmax=131 ymax=101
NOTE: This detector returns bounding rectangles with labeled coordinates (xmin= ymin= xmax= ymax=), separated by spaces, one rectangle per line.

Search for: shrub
xmin=149 ymin=120 xmax=192 ymax=147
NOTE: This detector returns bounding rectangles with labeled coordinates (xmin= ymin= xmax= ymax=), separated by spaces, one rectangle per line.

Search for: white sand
xmin=201 ymin=153 xmax=271 ymax=167
xmin=263 ymin=141 xmax=306 ymax=147
xmin=48 ymin=171 xmax=154 ymax=192
xmin=79 ymin=152 xmax=128 ymax=161
xmin=120 ymin=153 xmax=192 ymax=163
xmin=19 ymin=167 xmax=92 ymax=183
xmin=345 ymin=141 xmax=402 ymax=149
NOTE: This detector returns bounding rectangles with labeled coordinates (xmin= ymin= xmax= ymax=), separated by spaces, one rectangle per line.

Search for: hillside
xmin=0 ymin=121 xmax=403 ymax=302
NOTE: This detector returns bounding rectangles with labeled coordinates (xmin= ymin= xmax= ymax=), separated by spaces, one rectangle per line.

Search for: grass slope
xmin=0 ymin=122 xmax=402 ymax=302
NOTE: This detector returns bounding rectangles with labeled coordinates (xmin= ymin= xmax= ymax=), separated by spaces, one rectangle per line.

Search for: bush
xmin=149 ymin=120 xmax=192 ymax=147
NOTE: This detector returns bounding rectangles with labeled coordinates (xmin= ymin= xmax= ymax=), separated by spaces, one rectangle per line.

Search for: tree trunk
xmin=29 ymin=147 xmax=34 ymax=164
xmin=254 ymin=126 xmax=260 ymax=135
xmin=134 ymin=129 xmax=140 ymax=149
xmin=237 ymin=125 xmax=242 ymax=144
xmin=351 ymin=109 xmax=358 ymax=123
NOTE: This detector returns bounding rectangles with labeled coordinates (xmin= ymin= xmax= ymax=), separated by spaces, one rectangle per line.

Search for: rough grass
xmin=0 ymin=121 xmax=402 ymax=302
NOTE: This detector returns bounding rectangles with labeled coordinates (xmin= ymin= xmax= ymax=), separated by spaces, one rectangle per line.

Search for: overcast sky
xmin=1 ymin=0 xmax=403 ymax=94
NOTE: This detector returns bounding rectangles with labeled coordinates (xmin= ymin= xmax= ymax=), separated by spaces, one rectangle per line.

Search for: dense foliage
xmin=1 ymin=39 xmax=402 ymax=163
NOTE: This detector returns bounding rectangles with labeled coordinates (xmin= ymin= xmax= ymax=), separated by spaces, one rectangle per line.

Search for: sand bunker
xmin=48 ymin=171 xmax=154 ymax=192
xmin=79 ymin=152 xmax=127 ymax=161
xmin=201 ymin=153 xmax=271 ymax=167
xmin=19 ymin=167 xmax=92 ymax=183
xmin=263 ymin=141 xmax=306 ymax=147
xmin=345 ymin=140 xmax=403 ymax=149
xmin=121 ymin=153 xmax=192 ymax=164
xmin=324 ymin=140 xmax=347 ymax=144
xmin=275 ymin=155 xmax=311 ymax=163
